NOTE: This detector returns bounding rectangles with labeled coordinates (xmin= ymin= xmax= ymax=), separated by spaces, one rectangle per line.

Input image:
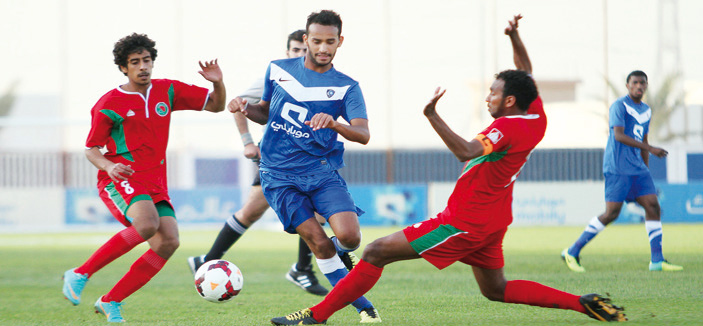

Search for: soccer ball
xmin=194 ymin=260 xmax=243 ymax=303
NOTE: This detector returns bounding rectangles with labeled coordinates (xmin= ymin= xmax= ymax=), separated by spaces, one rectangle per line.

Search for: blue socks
xmin=568 ymin=216 xmax=606 ymax=257
xmin=646 ymin=221 xmax=664 ymax=263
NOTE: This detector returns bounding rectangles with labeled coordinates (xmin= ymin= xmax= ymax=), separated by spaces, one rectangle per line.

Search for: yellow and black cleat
xmin=580 ymin=293 xmax=627 ymax=322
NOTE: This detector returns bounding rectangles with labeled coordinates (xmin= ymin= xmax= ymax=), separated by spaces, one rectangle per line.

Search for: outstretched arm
xmin=199 ymin=59 xmax=226 ymax=113
xmin=505 ymin=14 xmax=532 ymax=74
xmin=423 ymin=88 xmax=485 ymax=162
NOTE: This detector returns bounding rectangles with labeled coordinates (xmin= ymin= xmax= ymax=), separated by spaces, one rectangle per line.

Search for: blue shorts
xmin=260 ymin=170 xmax=364 ymax=234
xmin=604 ymin=172 xmax=657 ymax=203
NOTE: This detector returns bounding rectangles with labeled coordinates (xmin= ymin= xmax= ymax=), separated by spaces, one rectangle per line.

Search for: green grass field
xmin=0 ymin=224 xmax=701 ymax=325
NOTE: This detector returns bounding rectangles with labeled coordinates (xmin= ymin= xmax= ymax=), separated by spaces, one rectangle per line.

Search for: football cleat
xmin=187 ymin=255 xmax=206 ymax=275
xmin=286 ymin=264 xmax=329 ymax=296
xmin=359 ymin=307 xmax=382 ymax=323
xmin=649 ymin=260 xmax=683 ymax=272
xmin=62 ymin=268 xmax=88 ymax=305
xmin=94 ymin=297 xmax=125 ymax=323
xmin=579 ymin=293 xmax=627 ymax=322
xmin=561 ymin=248 xmax=585 ymax=273
xmin=340 ymin=251 xmax=360 ymax=271
xmin=271 ymin=308 xmax=325 ymax=325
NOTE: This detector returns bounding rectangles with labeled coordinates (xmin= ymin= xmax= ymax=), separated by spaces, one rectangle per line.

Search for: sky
xmin=0 ymin=0 xmax=701 ymax=152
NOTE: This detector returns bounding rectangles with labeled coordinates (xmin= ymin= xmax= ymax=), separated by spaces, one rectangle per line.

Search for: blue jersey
xmin=258 ymin=57 xmax=367 ymax=175
xmin=603 ymin=95 xmax=651 ymax=175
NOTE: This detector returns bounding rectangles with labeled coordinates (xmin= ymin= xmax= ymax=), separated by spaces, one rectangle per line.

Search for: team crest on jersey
xmin=155 ymin=102 xmax=170 ymax=117
xmin=326 ymin=89 xmax=335 ymax=98
xmin=486 ymin=128 xmax=504 ymax=144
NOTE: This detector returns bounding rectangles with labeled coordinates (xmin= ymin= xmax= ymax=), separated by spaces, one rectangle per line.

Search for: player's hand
xmin=106 ymin=163 xmax=134 ymax=183
xmin=504 ymin=14 xmax=522 ymax=35
xmin=243 ymin=143 xmax=261 ymax=161
xmin=305 ymin=113 xmax=337 ymax=131
xmin=649 ymin=146 xmax=668 ymax=158
xmin=198 ymin=59 xmax=223 ymax=83
xmin=423 ymin=87 xmax=446 ymax=117
xmin=228 ymin=97 xmax=248 ymax=115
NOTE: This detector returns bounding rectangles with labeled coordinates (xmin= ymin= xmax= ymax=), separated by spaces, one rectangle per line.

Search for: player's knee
xmin=335 ymin=232 xmax=361 ymax=251
xmin=360 ymin=239 xmax=384 ymax=264
xmin=135 ymin=221 xmax=159 ymax=239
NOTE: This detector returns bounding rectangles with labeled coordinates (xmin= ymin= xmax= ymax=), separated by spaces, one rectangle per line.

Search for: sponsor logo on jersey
xmin=271 ymin=102 xmax=310 ymax=138
xmin=326 ymin=89 xmax=335 ymax=98
xmin=126 ymin=110 xmax=135 ymax=117
xmin=155 ymin=102 xmax=170 ymax=117
xmin=270 ymin=121 xmax=310 ymax=139
xmin=486 ymin=128 xmax=504 ymax=144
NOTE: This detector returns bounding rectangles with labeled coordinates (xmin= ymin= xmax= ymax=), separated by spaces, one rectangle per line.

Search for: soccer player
xmin=62 ymin=33 xmax=226 ymax=322
xmin=561 ymin=70 xmax=683 ymax=273
xmin=270 ymin=14 xmax=626 ymax=325
xmin=228 ymin=10 xmax=380 ymax=323
xmin=187 ymin=30 xmax=329 ymax=296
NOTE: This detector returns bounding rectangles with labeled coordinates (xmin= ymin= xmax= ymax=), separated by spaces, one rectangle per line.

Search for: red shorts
xmin=97 ymin=168 xmax=171 ymax=227
xmin=403 ymin=215 xmax=506 ymax=270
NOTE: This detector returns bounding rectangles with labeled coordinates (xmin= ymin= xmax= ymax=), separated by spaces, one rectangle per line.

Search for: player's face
xmin=286 ymin=40 xmax=307 ymax=58
xmin=486 ymin=79 xmax=508 ymax=118
xmin=120 ymin=50 xmax=153 ymax=86
xmin=626 ymin=76 xmax=648 ymax=102
xmin=304 ymin=24 xmax=343 ymax=67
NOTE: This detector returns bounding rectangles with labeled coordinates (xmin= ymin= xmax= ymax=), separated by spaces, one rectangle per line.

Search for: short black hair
xmin=626 ymin=70 xmax=648 ymax=83
xmin=287 ymin=29 xmax=306 ymax=50
xmin=494 ymin=70 xmax=538 ymax=111
xmin=113 ymin=33 xmax=157 ymax=75
xmin=306 ymin=10 xmax=342 ymax=36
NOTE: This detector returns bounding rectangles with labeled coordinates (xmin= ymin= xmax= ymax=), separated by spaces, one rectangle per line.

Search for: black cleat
xmin=271 ymin=308 xmax=325 ymax=325
xmin=187 ymin=255 xmax=206 ymax=275
xmin=580 ymin=293 xmax=627 ymax=322
xmin=339 ymin=251 xmax=359 ymax=271
xmin=286 ymin=264 xmax=329 ymax=296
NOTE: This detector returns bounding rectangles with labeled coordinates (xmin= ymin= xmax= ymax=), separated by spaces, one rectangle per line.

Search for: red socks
xmin=75 ymin=226 xmax=145 ymax=277
xmin=311 ymin=260 xmax=383 ymax=321
xmin=504 ymin=280 xmax=586 ymax=314
xmin=102 ymin=249 xmax=167 ymax=302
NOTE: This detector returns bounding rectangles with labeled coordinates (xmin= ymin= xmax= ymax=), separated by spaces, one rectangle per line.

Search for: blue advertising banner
xmin=616 ymin=183 xmax=703 ymax=223
xmin=348 ymin=185 xmax=428 ymax=226
xmin=65 ymin=187 xmax=242 ymax=225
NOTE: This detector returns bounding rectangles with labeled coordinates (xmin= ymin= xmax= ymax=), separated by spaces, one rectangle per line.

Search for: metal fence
xmin=340 ymin=148 xmax=606 ymax=183
xmin=0 ymin=148 xmax=608 ymax=188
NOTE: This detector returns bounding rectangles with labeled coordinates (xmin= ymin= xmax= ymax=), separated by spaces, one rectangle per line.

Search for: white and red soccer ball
xmin=194 ymin=260 xmax=243 ymax=303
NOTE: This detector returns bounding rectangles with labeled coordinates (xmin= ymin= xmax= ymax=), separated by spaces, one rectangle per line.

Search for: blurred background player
xmin=187 ymin=30 xmax=329 ymax=296
xmin=62 ymin=33 xmax=226 ymax=322
xmin=229 ymin=10 xmax=380 ymax=323
xmin=270 ymin=14 xmax=626 ymax=325
xmin=561 ymin=70 xmax=683 ymax=273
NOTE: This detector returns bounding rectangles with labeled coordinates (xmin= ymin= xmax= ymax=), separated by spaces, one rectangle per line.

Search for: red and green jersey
xmin=439 ymin=96 xmax=546 ymax=235
xmin=86 ymin=79 xmax=209 ymax=171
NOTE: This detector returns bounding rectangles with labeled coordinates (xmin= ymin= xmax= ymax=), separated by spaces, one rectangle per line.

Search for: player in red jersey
xmin=62 ymin=33 xmax=226 ymax=323
xmin=271 ymin=15 xmax=626 ymax=325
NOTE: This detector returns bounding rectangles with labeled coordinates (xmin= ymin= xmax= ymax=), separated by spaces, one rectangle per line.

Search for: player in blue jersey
xmin=562 ymin=70 xmax=683 ymax=272
xmin=228 ymin=10 xmax=380 ymax=323
xmin=187 ymin=30 xmax=329 ymax=297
